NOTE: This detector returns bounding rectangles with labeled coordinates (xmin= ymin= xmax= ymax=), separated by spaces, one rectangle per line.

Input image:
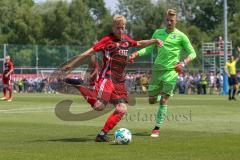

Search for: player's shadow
xmin=87 ymin=133 xmax=114 ymax=137
xmin=33 ymin=137 xmax=94 ymax=143
xmin=47 ymin=137 xmax=95 ymax=142
xmin=87 ymin=132 xmax=149 ymax=137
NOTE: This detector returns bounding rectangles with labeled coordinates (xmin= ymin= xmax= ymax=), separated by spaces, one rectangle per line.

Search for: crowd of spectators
xmin=0 ymin=77 xmax=59 ymax=94
xmin=126 ymin=71 xmax=240 ymax=95
xmin=1 ymin=71 xmax=240 ymax=95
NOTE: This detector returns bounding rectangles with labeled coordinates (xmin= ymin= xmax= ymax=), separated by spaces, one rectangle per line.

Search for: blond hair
xmin=5 ymin=55 xmax=10 ymax=60
xmin=166 ymin=9 xmax=177 ymax=16
xmin=112 ymin=15 xmax=126 ymax=26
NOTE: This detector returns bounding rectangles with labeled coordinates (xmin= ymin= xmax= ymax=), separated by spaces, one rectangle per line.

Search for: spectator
xmin=209 ymin=72 xmax=216 ymax=94
xmin=217 ymin=36 xmax=224 ymax=53
xmin=140 ymin=73 xmax=149 ymax=94
xmin=17 ymin=78 xmax=24 ymax=93
xmin=200 ymin=73 xmax=208 ymax=94
xmin=177 ymin=73 xmax=186 ymax=94
xmin=216 ymin=72 xmax=223 ymax=95
xmin=184 ymin=72 xmax=192 ymax=94
xmin=135 ymin=75 xmax=141 ymax=95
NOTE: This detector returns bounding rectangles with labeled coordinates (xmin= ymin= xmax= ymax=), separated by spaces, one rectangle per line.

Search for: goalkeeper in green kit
xmin=129 ymin=9 xmax=196 ymax=137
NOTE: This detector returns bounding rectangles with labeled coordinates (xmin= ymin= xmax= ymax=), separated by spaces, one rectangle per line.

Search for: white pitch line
xmin=0 ymin=107 xmax=54 ymax=112
xmin=0 ymin=110 xmax=55 ymax=114
xmin=0 ymin=106 xmax=84 ymax=113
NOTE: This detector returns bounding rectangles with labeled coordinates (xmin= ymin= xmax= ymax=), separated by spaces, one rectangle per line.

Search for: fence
xmin=0 ymin=44 xmax=156 ymax=75
xmin=1 ymin=44 xmax=240 ymax=95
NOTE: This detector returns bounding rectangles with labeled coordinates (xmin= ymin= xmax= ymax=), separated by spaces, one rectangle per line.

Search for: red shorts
xmin=2 ymin=75 xmax=11 ymax=85
xmin=95 ymin=78 xmax=127 ymax=104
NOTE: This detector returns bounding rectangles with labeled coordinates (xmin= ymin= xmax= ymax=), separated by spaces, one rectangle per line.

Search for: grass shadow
xmin=132 ymin=132 xmax=150 ymax=137
xmin=32 ymin=137 xmax=95 ymax=143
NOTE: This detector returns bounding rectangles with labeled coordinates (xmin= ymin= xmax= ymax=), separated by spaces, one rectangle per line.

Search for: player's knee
xmin=160 ymin=96 xmax=169 ymax=105
xmin=8 ymin=85 xmax=12 ymax=89
xmin=149 ymin=96 xmax=157 ymax=104
xmin=2 ymin=84 xmax=8 ymax=89
xmin=93 ymin=100 xmax=106 ymax=111
xmin=234 ymin=85 xmax=238 ymax=90
xmin=115 ymin=103 xmax=127 ymax=114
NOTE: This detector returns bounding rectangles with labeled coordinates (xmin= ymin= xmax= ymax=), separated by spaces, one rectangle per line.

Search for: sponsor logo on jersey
xmin=118 ymin=49 xmax=128 ymax=56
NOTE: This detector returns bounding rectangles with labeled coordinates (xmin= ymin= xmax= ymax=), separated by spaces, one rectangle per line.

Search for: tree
xmin=40 ymin=1 xmax=70 ymax=44
xmin=116 ymin=0 xmax=164 ymax=40
xmin=64 ymin=0 xmax=96 ymax=45
xmin=0 ymin=0 xmax=43 ymax=44
xmin=83 ymin=0 xmax=108 ymax=21
xmin=83 ymin=0 xmax=112 ymax=39
xmin=229 ymin=13 xmax=240 ymax=51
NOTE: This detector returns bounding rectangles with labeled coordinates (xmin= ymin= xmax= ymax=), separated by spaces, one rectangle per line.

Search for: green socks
xmin=156 ymin=104 xmax=168 ymax=127
xmin=156 ymin=95 xmax=161 ymax=102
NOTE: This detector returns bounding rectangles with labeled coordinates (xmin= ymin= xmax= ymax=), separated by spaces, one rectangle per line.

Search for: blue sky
xmin=104 ymin=0 xmax=118 ymax=12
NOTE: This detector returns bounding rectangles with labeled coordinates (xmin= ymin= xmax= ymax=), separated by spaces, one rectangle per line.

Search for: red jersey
xmin=93 ymin=33 xmax=137 ymax=83
xmin=3 ymin=61 xmax=14 ymax=76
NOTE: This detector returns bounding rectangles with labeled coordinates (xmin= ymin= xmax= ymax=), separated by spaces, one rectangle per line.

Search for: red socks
xmin=8 ymin=86 xmax=12 ymax=99
xmin=3 ymin=87 xmax=11 ymax=99
xmin=78 ymin=86 xmax=126 ymax=134
xmin=3 ymin=88 xmax=7 ymax=97
xmin=102 ymin=110 xmax=125 ymax=133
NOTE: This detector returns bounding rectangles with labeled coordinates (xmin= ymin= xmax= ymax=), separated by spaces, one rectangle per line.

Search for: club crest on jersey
xmin=172 ymin=34 xmax=176 ymax=39
xmin=120 ymin=41 xmax=130 ymax=48
xmin=105 ymin=42 xmax=117 ymax=51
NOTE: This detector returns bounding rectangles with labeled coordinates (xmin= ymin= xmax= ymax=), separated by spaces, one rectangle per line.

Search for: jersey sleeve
xmin=138 ymin=30 xmax=158 ymax=57
xmin=92 ymin=36 xmax=110 ymax=52
xmin=124 ymin=35 xmax=138 ymax=47
xmin=182 ymin=34 xmax=196 ymax=60
xmin=233 ymin=60 xmax=237 ymax=66
xmin=10 ymin=62 xmax=14 ymax=70
xmin=9 ymin=62 xmax=14 ymax=74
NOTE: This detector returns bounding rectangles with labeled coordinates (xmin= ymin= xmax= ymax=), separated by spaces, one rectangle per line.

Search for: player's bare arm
xmin=236 ymin=46 xmax=240 ymax=61
xmin=90 ymin=68 xmax=98 ymax=78
xmin=129 ymin=39 xmax=163 ymax=63
xmin=5 ymin=66 xmax=13 ymax=78
xmin=137 ymin=39 xmax=163 ymax=48
xmin=62 ymin=48 xmax=96 ymax=71
xmin=224 ymin=65 xmax=230 ymax=77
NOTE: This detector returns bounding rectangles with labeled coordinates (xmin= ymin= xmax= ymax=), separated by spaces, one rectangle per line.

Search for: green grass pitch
xmin=0 ymin=93 xmax=240 ymax=160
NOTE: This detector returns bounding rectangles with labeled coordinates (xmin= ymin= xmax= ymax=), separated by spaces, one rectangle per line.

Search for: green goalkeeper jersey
xmin=138 ymin=28 xmax=196 ymax=70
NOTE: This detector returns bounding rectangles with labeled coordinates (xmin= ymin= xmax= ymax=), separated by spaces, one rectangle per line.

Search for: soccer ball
xmin=114 ymin=128 xmax=132 ymax=145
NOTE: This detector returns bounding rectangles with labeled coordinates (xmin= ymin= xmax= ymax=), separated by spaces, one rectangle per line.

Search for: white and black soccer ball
xmin=114 ymin=128 xmax=132 ymax=145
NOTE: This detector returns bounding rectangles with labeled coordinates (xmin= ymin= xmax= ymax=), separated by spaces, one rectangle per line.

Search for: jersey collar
xmin=165 ymin=28 xmax=176 ymax=34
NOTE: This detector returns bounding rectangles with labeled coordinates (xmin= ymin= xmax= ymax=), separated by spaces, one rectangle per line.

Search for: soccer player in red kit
xmin=1 ymin=55 xmax=14 ymax=102
xmin=63 ymin=15 xmax=163 ymax=142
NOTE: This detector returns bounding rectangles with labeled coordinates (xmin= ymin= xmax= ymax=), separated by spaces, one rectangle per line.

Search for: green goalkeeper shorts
xmin=148 ymin=69 xmax=178 ymax=96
